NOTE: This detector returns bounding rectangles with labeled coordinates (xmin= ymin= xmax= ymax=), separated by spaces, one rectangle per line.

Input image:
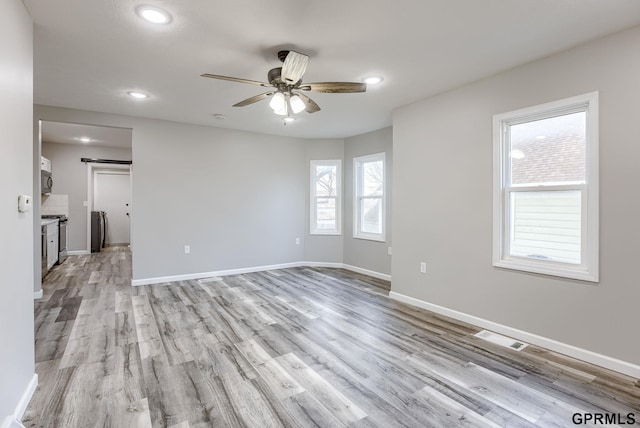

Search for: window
xmin=354 ymin=153 xmax=385 ymax=241
xmin=310 ymin=160 xmax=341 ymax=235
xmin=493 ymin=92 xmax=599 ymax=282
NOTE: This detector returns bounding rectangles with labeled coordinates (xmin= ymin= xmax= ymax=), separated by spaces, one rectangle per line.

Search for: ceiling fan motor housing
xmin=277 ymin=50 xmax=290 ymax=62
xmin=268 ymin=67 xmax=282 ymax=85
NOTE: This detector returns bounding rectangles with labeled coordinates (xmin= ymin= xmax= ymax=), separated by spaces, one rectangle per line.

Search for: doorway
xmin=94 ymin=169 xmax=131 ymax=246
xmin=86 ymin=162 xmax=132 ymax=251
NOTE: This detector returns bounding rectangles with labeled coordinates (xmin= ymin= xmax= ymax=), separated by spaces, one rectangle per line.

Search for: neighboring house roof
xmin=511 ymin=115 xmax=586 ymax=185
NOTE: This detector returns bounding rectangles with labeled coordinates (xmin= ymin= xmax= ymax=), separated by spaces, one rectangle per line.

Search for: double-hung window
xmin=493 ymin=92 xmax=599 ymax=282
xmin=354 ymin=153 xmax=385 ymax=241
xmin=310 ymin=160 xmax=341 ymax=235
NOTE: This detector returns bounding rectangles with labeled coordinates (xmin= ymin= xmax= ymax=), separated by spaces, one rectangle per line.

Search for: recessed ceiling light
xmin=136 ymin=6 xmax=171 ymax=24
xmin=79 ymin=137 xmax=91 ymax=143
xmin=212 ymin=114 xmax=226 ymax=120
xmin=363 ymin=76 xmax=384 ymax=85
xmin=127 ymin=91 xmax=149 ymax=99
xmin=284 ymin=117 xmax=295 ymax=123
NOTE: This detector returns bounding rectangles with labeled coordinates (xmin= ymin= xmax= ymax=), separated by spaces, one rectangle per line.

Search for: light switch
xmin=18 ymin=195 xmax=32 ymax=212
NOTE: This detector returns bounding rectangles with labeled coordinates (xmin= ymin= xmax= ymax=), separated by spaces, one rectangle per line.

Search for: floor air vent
xmin=474 ymin=330 xmax=529 ymax=351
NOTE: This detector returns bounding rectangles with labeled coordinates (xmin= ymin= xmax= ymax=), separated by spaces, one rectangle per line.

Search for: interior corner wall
xmin=392 ymin=25 xmax=640 ymax=365
xmin=303 ymin=139 xmax=345 ymax=263
xmin=41 ymin=142 xmax=132 ymax=252
xmin=343 ymin=127 xmax=393 ymax=275
xmin=0 ymin=0 xmax=35 ymax=423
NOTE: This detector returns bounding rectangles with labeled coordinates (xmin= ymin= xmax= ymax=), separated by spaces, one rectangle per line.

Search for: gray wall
xmin=392 ymin=25 xmax=640 ymax=365
xmin=343 ymin=127 xmax=393 ymax=275
xmin=132 ymin=120 xmax=306 ymax=280
xmin=303 ymin=139 xmax=345 ymax=263
xmin=41 ymin=142 xmax=132 ymax=252
xmin=0 ymin=0 xmax=35 ymax=423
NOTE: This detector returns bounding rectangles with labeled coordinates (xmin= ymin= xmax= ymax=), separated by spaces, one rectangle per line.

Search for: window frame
xmin=492 ymin=92 xmax=599 ymax=282
xmin=310 ymin=159 xmax=342 ymax=235
xmin=353 ymin=152 xmax=386 ymax=242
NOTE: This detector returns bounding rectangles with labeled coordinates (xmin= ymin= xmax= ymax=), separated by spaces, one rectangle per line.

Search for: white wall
xmin=343 ymin=127 xmax=393 ymax=275
xmin=41 ymin=142 xmax=132 ymax=251
xmin=0 ymin=0 xmax=35 ymax=424
xmin=392 ymin=26 xmax=640 ymax=366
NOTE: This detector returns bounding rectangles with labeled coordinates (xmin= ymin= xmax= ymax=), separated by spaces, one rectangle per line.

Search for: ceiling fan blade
xmin=281 ymin=51 xmax=309 ymax=84
xmin=301 ymin=82 xmax=366 ymax=93
xmin=295 ymin=92 xmax=321 ymax=113
xmin=201 ymin=73 xmax=272 ymax=87
xmin=233 ymin=92 xmax=275 ymax=107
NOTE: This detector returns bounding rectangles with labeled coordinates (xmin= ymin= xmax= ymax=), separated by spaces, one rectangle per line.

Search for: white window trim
xmin=354 ymin=152 xmax=386 ymax=242
xmin=310 ymin=159 xmax=342 ymax=235
xmin=492 ymin=92 xmax=599 ymax=282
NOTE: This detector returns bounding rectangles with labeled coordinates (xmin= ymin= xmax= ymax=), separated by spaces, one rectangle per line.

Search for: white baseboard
xmin=67 ymin=250 xmax=89 ymax=255
xmin=132 ymin=261 xmax=391 ymax=286
xmin=1 ymin=374 xmax=38 ymax=428
xmin=33 ymin=290 xmax=43 ymax=299
xmin=389 ymin=291 xmax=640 ymax=378
xmin=342 ymin=264 xmax=391 ymax=281
xmin=132 ymin=262 xmax=303 ymax=286
xmin=301 ymin=261 xmax=344 ymax=269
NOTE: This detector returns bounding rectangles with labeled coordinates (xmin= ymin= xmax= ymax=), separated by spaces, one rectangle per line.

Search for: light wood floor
xmin=25 ymin=248 xmax=639 ymax=427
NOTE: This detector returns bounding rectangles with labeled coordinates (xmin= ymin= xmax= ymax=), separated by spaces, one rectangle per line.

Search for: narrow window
xmin=310 ymin=160 xmax=341 ymax=235
xmin=493 ymin=92 xmax=599 ymax=282
xmin=354 ymin=153 xmax=385 ymax=241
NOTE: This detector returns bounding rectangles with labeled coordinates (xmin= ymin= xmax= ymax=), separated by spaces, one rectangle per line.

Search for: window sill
xmin=493 ymin=258 xmax=598 ymax=283
xmin=310 ymin=231 xmax=342 ymax=236
xmin=353 ymin=234 xmax=386 ymax=243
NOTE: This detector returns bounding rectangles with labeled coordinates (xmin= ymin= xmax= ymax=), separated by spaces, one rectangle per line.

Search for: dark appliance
xmin=42 ymin=215 xmax=68 ymax=264
xmin=41 ymin=170 xmax=53 ymax=194
xmin=91 ymin=211 xmax=106 ymax=252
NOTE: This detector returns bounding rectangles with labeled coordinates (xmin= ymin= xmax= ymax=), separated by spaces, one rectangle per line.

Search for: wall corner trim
xmin=131 ymin=262 xmax=390 ymax=286
xmin=33 ymin=290 xmax=43 ymax=300
xmin=2 ymin=373 xmax=38 ymax=428
xmin=389 ymin=291 xmax=640 ymax=378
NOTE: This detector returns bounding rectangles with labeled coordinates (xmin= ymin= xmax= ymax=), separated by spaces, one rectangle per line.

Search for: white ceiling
xmin=41 ymin=121 xmax=132 ymax=149
xmin=25 ymin=0 xmax=640 ymax=139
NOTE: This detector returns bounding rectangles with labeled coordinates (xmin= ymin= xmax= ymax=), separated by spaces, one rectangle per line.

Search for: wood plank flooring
xmin=24 ymin=248 xmax=640 ymax=427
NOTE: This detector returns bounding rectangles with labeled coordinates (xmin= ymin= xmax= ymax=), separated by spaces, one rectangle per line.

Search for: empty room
xmin=1 ymin=1 xmax=639 ymax=427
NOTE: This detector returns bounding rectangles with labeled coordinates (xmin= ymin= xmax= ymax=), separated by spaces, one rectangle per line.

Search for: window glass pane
xmin=509 ymin=190 xmax=581 ymax=264
xmin=510 ymin=112 xmax=586 ymax=186
xmin=315 ymin=165 xmax=336 ymax=197
xmin=362 ymin=160 xmax=384 ymax=196
xmin=316 ymin=197 xmax=336 ymax=230
xmin=360 ymin=198 xmax=382 ymax=234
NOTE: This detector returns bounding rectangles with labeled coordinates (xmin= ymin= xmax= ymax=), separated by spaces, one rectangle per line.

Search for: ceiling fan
xmin=201 ymin=50 xmax=366 ymax=116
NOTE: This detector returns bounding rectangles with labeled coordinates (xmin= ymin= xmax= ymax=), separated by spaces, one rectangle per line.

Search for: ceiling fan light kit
xmin=202 ymin=50 xmax=367 ymax=118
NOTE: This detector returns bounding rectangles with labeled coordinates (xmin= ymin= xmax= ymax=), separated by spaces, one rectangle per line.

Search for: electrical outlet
xmin=295 ymin=238 xmax=300 ymax=245
xmin=388 ymin=246 xmax=392 ymax=255
xmin=420 ymin=262 xmax=427 ymax=273
xmin=184 ymin=245 xmax=190 ymax=254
